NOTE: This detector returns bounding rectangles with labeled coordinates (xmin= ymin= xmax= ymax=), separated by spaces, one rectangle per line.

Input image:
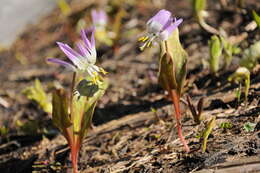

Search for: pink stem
xmin=170 ymin=90 xmax=190 ymax=153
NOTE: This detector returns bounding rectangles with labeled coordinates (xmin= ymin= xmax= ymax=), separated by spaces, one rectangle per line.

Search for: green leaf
xmin=252 ymin=10 xmax=260 ymax=29
xmin=23 ymin=79 xmax=52 ymax=113
xmin=72 ymin=79 xmax=108 ymax=140
xmin=209 ymin=35 xmax=222 ymax=74
xmin=240 ymin=41 xmax=260 ymax=70
xmin=243 ymin=122 xmax=256 ymax=132
xmin=202 ymin=116 xmax=216 ymax=152
xmin=159 ymin=29 xmax=188 ymax=95
xmin=220 ymin=122 xmax=233 ymax=129
xmin=52 ymin=89 xmax=72 ymax=135
xmin=220 ymin=36 xmax=240 ymax=69
xmin=76 ymin=79 xmax=99 ymax=97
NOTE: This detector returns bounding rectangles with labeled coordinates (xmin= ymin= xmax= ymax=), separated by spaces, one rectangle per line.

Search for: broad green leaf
xmin=202 ymin=116 xmax=216 ymax=152
xmin=52 ymin=89 xmax=72 ymax=135
xmin=252 ymin=10 xmax=260 ymax=29
xmin=76 ymin=79 xmax=99 ymax=97
xmin=158 ymin=53 xmax=177 ymax=92
xmin=72 ymin=79 xmax=108 ymax=139
xmin=22 ymin=79 xmax=52 ymax=113
xmin=159 ymin=29 xmax=188 ymax=95
xmin=209 ymin=35 xmax=222 ymax=74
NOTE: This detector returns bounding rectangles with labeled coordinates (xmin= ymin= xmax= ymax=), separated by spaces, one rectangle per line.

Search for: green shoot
xmin=0 ymin=126 xmax=9 ymax=137
xmin=202 ymin=116 xmax=216 ymax=152
xmin=240 ymin=41 xmax=260 ymax=70
xmin=186 ymin=95 xmax=204 ymax=124
xmin=220 ymin=122 xmax=233 ymax=132
xmin=22 ymin=79 xmax=52 ymax=114
xmin=208 ymin=35 xmax=222 ymax=75
xmin=228 ymin=67 xmax=250 ymax=104
xmin=252 ymin=10 xmax=260 ymax=29
xmin=57 ymin=0 xmax=71 ymax=17
xmin=220 ymin=36 xmax=240 ymax=69
xmin=243 ymin=122 xmax=256 ymax=132
xmin=192 ymin=0 xmax=219 ymax=34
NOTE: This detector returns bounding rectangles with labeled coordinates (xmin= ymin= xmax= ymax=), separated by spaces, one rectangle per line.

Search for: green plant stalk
xmin=244 ymin=75 xmax=250 ymax=103
xmin=202 ymin=117 xmax=216 ymax=152
xmin=236 ymin=83 xmax=242 ymax=104
xmin=209 ymin=35 xmax=222 ymax=75
xmin=197 ymin=15 xmax=219 ymax=35
xmin=170 ymin=90 xmax=190 ymax=152
xmin=70 ymin=72 xmax=79 ymax=173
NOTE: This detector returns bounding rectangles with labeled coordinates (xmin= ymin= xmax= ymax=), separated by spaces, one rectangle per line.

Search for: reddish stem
xmin=170 ymin=90 xmax=190 ymax=153
xmin=71 ymin=138 xmax=80 ymax=173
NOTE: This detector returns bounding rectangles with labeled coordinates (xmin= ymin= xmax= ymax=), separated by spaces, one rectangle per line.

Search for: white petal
xmin=147 ymin=21 xmax=163 ymax=34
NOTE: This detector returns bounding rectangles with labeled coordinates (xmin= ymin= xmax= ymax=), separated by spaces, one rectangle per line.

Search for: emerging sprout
xmin=240 ymin=41 xmax=260 ymax=70
xmin=208 ymin=35 xmax=222 ymax=75
xmin=186 ymin=96 xmax=204 ymax=124
xmin=192 ymin=0 xmax=219 ymax=34
xmin=243 ymin=122 xmax=256 ymax=132
xmin=220 ymin=36 xmax=240 ymax=69
xmin=202 ymin=116 xmax=216 ymax=152
xmin=228 ymin=67 xmax=250 ymax=104
xmin=252 ymin=10 xmax=260 ymax=29
xmin=22 ymin=79 xmax=52 ymax=114
xmin=57 ymin=0 xmax=71 ymax=17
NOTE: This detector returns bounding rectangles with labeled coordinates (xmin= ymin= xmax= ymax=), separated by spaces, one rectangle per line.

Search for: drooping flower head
xmin=47 ymin=28 xmax=106 ymax=81
xmin=91 ymin=9 xmax=107 ymax=29
xmin=139 ymin=9 xmax=183 ymax=50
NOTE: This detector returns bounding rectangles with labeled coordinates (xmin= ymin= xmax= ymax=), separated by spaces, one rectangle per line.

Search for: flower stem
xmin=71 ymin=144 xmax=79 ymax=173
xmin=170 ymin=90 xmax=190 ymax=152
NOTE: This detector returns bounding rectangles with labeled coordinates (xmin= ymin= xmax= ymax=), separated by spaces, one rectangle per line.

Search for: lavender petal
xmin=47 ymin=58 xmax=76 ymax=71
xmin=147 ymin=9 xmax=171 ymax=27
xmin=164 ymin=18 xmax=183 ymax=35
xmin=80 ymin=29 xmax=92 ymax=51
xmin=57 ymin=42 xmax=82 ymax=67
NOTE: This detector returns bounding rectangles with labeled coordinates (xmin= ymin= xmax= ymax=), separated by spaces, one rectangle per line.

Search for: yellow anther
xmin=138 ymin=36 xmax=148 ymax=42
xmin=147 ymin=41 xmax=152 ymax=47
xmin=99 ymin=67 xmax=108 ymax=75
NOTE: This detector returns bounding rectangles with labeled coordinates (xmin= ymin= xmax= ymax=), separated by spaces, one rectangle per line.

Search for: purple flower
xmin=47 ymin=29 xmax=104 ymax=77
xmin=139 ymin=9 xmax=183 ymax=50
xmin=91 ymin=9 xmax=107 ymax=28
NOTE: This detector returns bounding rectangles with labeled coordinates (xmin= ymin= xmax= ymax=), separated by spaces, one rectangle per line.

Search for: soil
xmin=0 ymin=0 xmax=259 ymax=173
